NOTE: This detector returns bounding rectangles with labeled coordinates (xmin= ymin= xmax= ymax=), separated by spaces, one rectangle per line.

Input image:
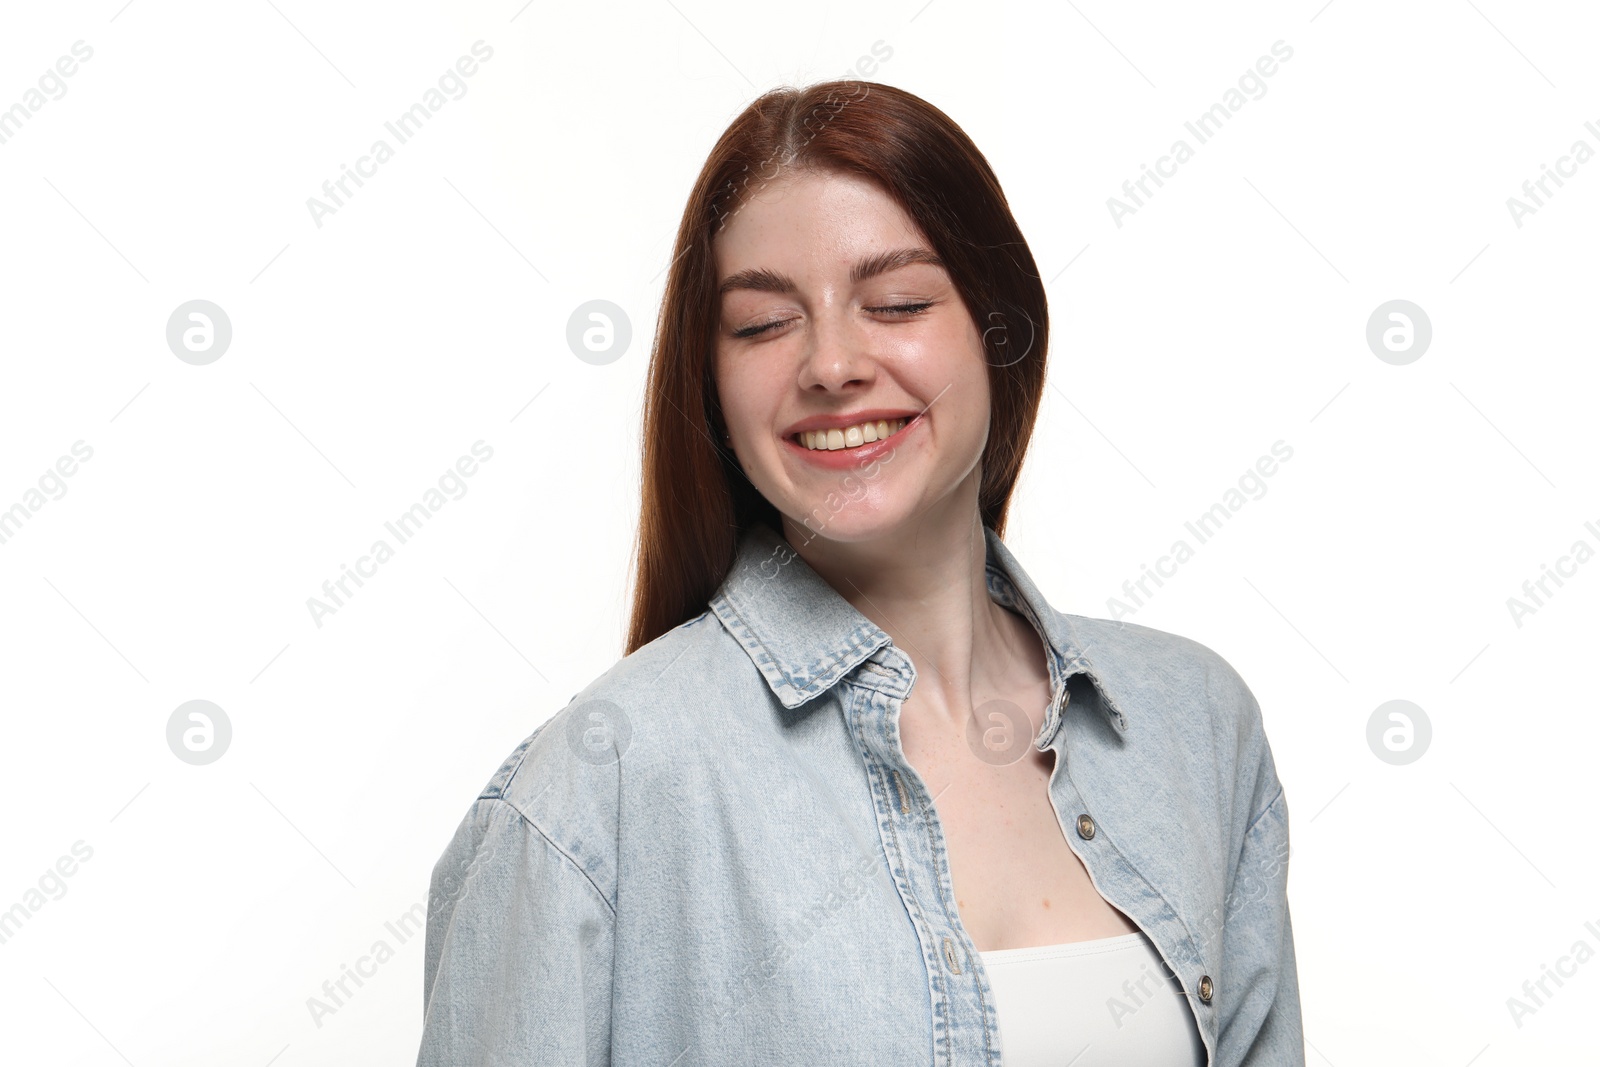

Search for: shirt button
xmin=941 ymin=936 xmax=963 ymax=974
xmin=1198 ymin=975 xmax=1214 ymax=1003
xmin=1075 ymin=813 xmax=1095 ymax=840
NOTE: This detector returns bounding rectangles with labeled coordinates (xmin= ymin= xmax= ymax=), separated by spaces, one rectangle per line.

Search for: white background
xmin=1 ymin=0 xmax=1596 ymax=1063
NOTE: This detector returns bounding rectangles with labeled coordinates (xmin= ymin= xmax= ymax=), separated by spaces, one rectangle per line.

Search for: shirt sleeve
xmin=1217 ymin=746 xmax=1305 ymax=1066
xmin=416 ymin=794 xmax=615 ymax=1066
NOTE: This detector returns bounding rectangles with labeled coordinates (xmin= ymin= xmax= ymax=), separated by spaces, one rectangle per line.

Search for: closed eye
xmin=729 ymin=301 xmax=936 ymax=340
xmin=732 ymin=319 xmax=790 ymax=339
xmin=866 ymin=302 xmax=935 ymax=318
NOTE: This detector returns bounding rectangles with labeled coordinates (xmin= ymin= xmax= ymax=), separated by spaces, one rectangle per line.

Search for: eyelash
xmin=732 ymin=302 xmax=935 ymax=339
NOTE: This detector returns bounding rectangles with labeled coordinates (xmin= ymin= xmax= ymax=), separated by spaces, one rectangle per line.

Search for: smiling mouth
xmin=792 ymin=418 xmax=909 ymax=451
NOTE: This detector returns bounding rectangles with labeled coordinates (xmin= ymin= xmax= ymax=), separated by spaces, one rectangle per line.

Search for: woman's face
xmin=712 ymin=167 xmax=992 ymax=545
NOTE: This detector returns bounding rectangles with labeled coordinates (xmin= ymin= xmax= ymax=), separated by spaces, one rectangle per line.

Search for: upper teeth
xmin=797 ymin=418 xmax=908 ymax=451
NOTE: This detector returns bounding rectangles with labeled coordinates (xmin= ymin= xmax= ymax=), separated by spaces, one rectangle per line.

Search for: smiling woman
xmin=416 ymin=80 xmax=1303 ymax=1067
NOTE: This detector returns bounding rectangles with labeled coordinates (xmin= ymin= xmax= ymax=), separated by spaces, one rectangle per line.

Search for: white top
xmin=978 ymin=931 xmax=1207 ymax=1066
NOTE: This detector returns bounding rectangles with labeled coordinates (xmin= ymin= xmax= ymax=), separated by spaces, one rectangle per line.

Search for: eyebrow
xmin=717 ymin=247 xmax=945 ymax=297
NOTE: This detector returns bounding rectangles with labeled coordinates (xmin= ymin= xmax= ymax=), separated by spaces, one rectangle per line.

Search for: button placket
xmin=887 ymin=757 xmax=967 ymax=979
xmin=1051 ymin=763 xmax=1215 ymax=1052
xmin=856 ymin=657 xmax=1001 ymax=1065
xmin=1059 ymin=679 xmax=1214 ymax=1053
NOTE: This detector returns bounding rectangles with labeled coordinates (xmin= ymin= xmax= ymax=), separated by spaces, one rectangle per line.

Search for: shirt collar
xmin=707 ymin=522 xmax=1131 ymax=743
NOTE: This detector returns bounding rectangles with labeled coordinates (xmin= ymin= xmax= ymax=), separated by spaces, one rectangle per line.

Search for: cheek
xmin=714 ymin=350 xmax=771 ymax=434
xmin=908 ymin=317 xmax=990 ymax=399
xmin=940 ymin=319 xmax=992 ymax=451
xmin=726 ymin=340 xmax=802 ymax=393
xmin=712 ymin=348 xmax=743 ymax=416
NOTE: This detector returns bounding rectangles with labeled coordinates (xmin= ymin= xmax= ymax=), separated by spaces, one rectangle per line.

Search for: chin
xmin=780 ymin=499 xmax=918 ymax=547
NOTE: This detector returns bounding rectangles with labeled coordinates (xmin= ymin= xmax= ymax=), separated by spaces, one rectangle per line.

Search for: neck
xmin=779 ymin=487 xmax=1049 ymax=738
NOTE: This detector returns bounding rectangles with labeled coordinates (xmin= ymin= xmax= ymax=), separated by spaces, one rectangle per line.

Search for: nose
xmin=796 ymin=306 xmax=875 ymax=394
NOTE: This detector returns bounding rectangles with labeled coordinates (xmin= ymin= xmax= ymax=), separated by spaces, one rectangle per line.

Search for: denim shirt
xmin=416 ymin=522 xmax=1304 ymax=1066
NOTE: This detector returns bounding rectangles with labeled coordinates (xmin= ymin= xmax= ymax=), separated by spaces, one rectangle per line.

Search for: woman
xmin=416 ymin=80 xmax=1302 ymax=1066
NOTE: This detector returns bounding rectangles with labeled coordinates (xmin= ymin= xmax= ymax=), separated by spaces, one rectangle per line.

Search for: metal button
xmin=1198 ymin=975 xmax=1214 ymax=1003
xmin=1076 ymin=813 xmax=1095 ymax=840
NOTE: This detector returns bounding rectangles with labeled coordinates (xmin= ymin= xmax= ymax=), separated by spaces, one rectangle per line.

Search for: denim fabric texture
xmin=416 ymin=521 xmax=1304 ymax=1066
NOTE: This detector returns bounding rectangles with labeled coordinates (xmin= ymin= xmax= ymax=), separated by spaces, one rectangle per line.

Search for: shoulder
xmin=451 ymin=609 xmax=738 ymax=896
xmin=484 ymin=607 xmax=729 ymax=802
xmin=1057 ymin=609 xmax=1288 ymax=850
xmin=1061 ymin=610 xmax=1277 ymax=796
xmin=1066 ymin=611 xmax=1261 ymax=723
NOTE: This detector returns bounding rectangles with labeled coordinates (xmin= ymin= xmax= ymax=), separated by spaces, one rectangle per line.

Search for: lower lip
xmin=780 ymin=414 xmax=923 ymax=470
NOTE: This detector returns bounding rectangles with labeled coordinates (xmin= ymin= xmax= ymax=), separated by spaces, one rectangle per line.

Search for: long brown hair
xmin=625 ymin=79 xmax=1050 ymax=655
